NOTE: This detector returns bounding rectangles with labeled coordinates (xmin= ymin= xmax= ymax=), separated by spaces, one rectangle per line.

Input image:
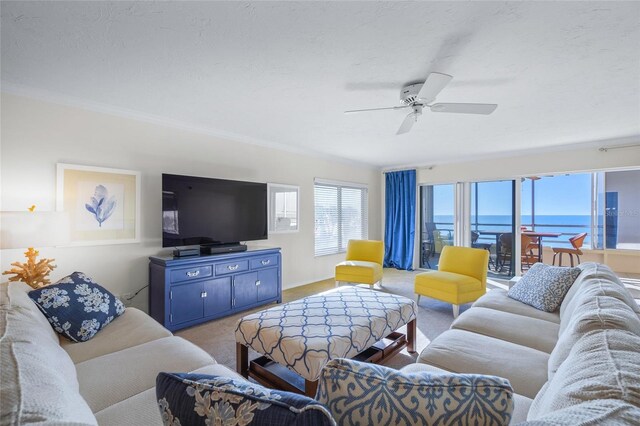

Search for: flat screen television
xmin=162 ymin=174 xmax=268 ymax=248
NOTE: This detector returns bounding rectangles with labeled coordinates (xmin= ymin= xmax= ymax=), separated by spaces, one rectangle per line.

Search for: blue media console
xmin=149 ymin=247 xmax=282 ymax=331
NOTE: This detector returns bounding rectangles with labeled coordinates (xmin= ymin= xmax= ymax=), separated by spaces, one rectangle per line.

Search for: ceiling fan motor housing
xmin=400 ymin=83 xmax=424 ymax=104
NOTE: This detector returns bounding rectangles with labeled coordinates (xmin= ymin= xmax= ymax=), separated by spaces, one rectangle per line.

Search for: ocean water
xmin=431 ymin=215 xmax=592 ymax=245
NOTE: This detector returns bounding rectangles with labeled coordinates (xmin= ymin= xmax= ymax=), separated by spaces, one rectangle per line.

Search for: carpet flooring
xmin=176 ymin=268 xmax=507 ymax=372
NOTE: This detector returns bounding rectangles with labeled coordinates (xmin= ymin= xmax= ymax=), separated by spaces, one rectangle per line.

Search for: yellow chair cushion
xmin=438 ymin=246 xmax=489 ymax=283
xmin=415 ymin=270 xmax=482 ymax=294
xmin=414 ymin=246 xmax=488 ymax=306
xmin=345 ymin=240 xmax=384 ymax=264
xmin=335 ymin=261 xmax=383 ymax=285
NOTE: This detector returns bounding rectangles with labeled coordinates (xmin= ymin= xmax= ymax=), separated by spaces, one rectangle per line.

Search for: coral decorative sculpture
xmin=3 ymin=247 xmax=57 ymax=289
xmin=2 ymin=206 xmax=59 ymax=289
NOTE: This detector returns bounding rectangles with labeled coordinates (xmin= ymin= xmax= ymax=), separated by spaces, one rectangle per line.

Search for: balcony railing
xmin=428 ymin=221 xmax=592 ymax=248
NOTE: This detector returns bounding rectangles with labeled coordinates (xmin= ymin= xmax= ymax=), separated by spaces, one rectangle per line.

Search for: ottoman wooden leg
xmin=305 ymin=380 xmax=318 ymax=398
xmin=236 ymin=343 xmax=248 ymax=378
xmin=407 ymin=319 xmax=417 ymax=353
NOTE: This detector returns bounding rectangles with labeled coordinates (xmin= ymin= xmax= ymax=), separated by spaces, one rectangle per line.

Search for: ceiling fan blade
xmin=397 ymin=113 xmax=416 ymax=135
xmin=344 ymin=105 xmax=409 ymax=114
xmin=417 ymin=72 xmax=453 ymax=103
xmin=430 ymin=103 xmax=498 ymax=115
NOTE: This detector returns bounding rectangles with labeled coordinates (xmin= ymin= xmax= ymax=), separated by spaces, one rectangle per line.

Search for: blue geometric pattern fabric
xmin=508 ymin=263 xmax=581 ymax=312
xmin=316 ymin=358 xmax=514 ymax=426
xmin=29 ymin=272 xmax=125 ymax=342
xmin=235 ymin=287 xmax=416 ymax=381
xmin=156 ymin=372 xmax=336 ymax=426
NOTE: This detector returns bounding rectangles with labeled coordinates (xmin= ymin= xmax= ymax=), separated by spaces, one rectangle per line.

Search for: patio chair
xmin=425 ymin=222 xmax=453 ymax=254
xmin=471 ymin=231 xmax=495 ymax=269
xmin=552 ymin=233 xmax=587 ymax=266
xmin=496 ymin=233 xmax=513 ymax=274
xmin=521 ymin=234 xmax=538 ymax=271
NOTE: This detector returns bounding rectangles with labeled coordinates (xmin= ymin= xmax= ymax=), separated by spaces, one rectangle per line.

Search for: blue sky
xmin=431 ymin=174 xmax=592 ymax=216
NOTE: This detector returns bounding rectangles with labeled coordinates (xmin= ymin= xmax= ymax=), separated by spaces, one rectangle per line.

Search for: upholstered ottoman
xmin=235 ymin=287 xmax=417 ymax=396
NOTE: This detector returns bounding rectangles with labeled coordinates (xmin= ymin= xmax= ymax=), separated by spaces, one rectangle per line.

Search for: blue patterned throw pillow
xmin=508 ymin=263 xmax=581 ymax=312
xmin=28 ymin=272 xmax=126 ymax=342
xmin=156 ymin=373 xmax=335 ymax=426
xmin=316 ymin=359 xmax=513 ymax=426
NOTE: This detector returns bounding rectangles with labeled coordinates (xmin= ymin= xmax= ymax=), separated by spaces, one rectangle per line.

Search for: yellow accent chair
xmin=414 ymin=245 xmax=489 ymax=318
xmin=335 ymin=239 xmax=384 ymax=289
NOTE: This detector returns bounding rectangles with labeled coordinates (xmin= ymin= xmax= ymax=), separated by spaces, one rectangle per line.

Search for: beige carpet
xmin=177 ymin=268 xmax=506 ymax=372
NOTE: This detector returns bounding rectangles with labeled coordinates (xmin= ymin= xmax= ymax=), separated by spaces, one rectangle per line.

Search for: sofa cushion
xmin=28 ymin=272 xmax=126 ymax=342
xmin=473 ymin=289 xmax=560 ymax=324
xmin=451 ymin=307 xmax=560 ymax=353
xmin=0 ymin=282 xmax=97 ymax=425
xmin=60 ymin=307 xmax=172 ymax=363
xmin=520 ymin=399 xmax=640 ymax=425
xmin=76 ymin=336 xmax=215 ymax=412
xmin=4 ymin=280 xmax=59 ymax=342
xmin=399 ymin=363 xmax=450 ymax=374
xmin=549 ymin=295 xmax=640 ymax=379
xmin=528 ymin=329 xmax=640 ymax=420
xmin=507 ymin=263 xmax=581 ymax=312
xmin=157 ymin=372 xmax=335 ymax=426
xmin=417 ymin=329 xmax=549 ymax=399
xmin=559 ymin=263 xmax=618 ymax=314
xmin=559 ymin=265 xmax=640 ymax=328
xmin=317 ymin=358 xmax=513 ymax=426
xmin=94 ymin=364 xmax=246 ymax=426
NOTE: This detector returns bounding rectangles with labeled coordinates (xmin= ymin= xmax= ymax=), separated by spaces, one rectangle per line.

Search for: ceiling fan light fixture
xmin=345 ymin=72 xmax=497 ymax=135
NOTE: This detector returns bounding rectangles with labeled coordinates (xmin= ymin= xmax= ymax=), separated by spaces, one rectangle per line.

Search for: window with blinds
xmin=314 ymin=180 xmax=368 ymax=256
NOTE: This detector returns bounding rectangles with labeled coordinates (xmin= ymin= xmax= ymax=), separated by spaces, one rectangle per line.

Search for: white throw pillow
xmin=0 ymin=282 xmax=97 ymax=425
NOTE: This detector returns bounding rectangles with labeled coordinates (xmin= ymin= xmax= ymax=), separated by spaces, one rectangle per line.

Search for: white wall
xmin=415 ymin=143 xmax=640 ymax=184
xmin=0 ymin=93 xmax=381 ymax=310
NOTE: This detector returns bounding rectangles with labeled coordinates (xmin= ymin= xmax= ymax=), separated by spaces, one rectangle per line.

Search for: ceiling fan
xmin=344 ymin=72 xmax=498 ymax=135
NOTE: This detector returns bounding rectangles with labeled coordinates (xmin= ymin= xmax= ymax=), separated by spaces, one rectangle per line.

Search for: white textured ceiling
xmin=2 ymin=1 xmax=639 ymax=167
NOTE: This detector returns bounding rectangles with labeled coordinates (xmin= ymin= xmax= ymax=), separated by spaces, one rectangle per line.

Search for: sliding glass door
xmin=470 ymin=180 xmax=516 ymax=278
xmin=419 ymin=184 xmax=455 ymax=269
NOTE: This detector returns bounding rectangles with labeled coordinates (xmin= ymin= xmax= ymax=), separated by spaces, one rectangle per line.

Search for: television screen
xmin=162 ymin=174 xmax=267 ymax=247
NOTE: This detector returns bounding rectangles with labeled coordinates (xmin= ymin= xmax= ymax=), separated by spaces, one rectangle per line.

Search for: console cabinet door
xmin=257 ymin=268 xmax=279 ymax=302
xmin=233 ymin=272 xmax=258 ymax=308
xmin=203 ymin=277 xmax=232 ymax=317
xmin=171 ymin=282 xmax=204 ymax=325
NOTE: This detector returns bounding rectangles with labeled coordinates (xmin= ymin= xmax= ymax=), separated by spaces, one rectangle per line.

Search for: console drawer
xmin=170 ymin=265 xmax=213 ymax=283
xmin=250 ymin=255 xmax=279 ymax=270
xmin=215 ymin=260 xmax=249 ymax=275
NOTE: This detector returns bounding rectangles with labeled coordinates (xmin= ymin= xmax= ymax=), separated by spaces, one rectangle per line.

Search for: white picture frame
xmin=268 ymin=183 xmax=299 ymax=233
xmin=56 ymin=163 xmax=141 ymax=246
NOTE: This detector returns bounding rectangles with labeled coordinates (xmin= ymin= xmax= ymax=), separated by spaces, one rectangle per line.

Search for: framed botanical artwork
xmin=56 ymin=163 xmax=141 ymax=246
xmin=268 ymin=183 xmax=299 ymax=233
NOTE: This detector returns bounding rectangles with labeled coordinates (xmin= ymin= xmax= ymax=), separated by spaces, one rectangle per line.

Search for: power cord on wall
xmin=126 ymin=284 xmax=149 ymax=301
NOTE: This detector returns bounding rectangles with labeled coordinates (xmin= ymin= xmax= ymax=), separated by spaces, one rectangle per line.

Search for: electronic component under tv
xmin=162 ymin=174 xmax=267 ymax=249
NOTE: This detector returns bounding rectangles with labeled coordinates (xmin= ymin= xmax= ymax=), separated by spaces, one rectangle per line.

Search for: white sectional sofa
xmin=0 ymin=281 xmax=243 ymax=425
xmin=3 ymin=262 xmax=639 ymax=425
xmin=406 ymin=262 xmax=640 ymax=424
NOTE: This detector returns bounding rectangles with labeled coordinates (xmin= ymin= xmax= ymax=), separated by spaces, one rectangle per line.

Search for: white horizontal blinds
xmin=314 ymin=180 xmax=368 ymax=256
xmin=315 ymin=184 xmax=339 ymax=256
